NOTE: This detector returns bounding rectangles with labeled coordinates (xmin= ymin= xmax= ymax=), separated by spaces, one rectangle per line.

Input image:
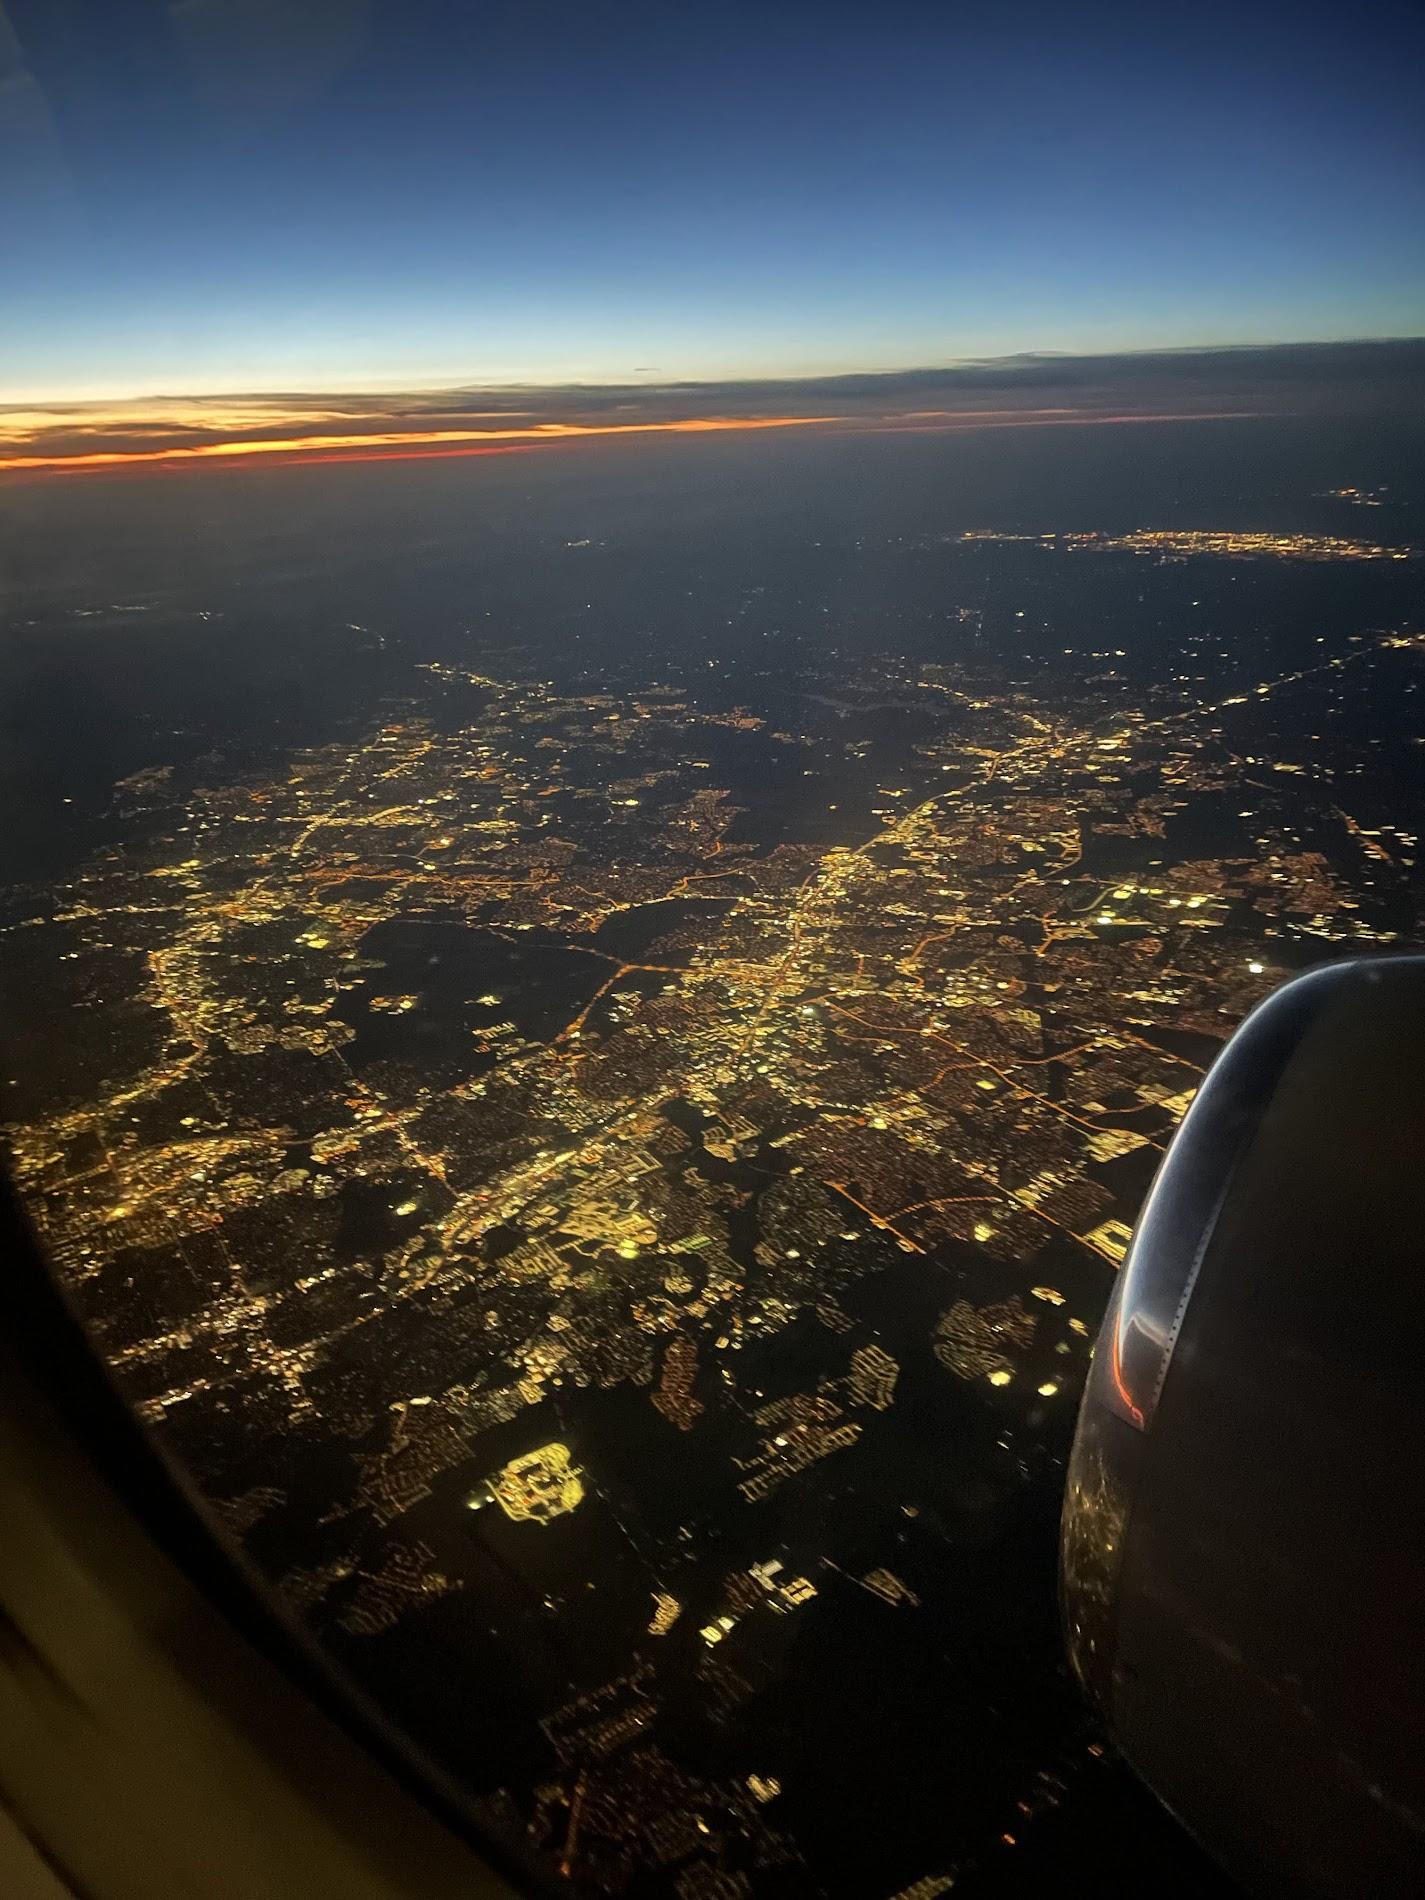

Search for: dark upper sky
xmin=3 ymin=0 xmax=1424 ymax=399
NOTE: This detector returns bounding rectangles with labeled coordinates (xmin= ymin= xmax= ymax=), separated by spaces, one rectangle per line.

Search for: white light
xmin=1248 ymin=961 xmax=1265 ymax=975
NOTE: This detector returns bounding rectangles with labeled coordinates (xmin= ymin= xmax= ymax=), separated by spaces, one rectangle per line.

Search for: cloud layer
xmin=3 ymin=340 xmax=1421 ymax=480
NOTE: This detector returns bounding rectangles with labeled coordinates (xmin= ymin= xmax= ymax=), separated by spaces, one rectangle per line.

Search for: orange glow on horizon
xmin=0 ymin=402 xmax=1273 ymax=481
xmin=0 ymin=413 xmax=841 ymax=478
xmin=231 ymin=441 xmax=541 ymax=471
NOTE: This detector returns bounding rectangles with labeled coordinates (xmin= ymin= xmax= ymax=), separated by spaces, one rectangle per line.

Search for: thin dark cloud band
xmin=2 ymin=339 xmax=1420 ymax=479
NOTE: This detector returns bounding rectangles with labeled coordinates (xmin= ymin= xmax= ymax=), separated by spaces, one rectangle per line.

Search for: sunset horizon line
xmin=3 ymin=337 xmax=1421 ymax=482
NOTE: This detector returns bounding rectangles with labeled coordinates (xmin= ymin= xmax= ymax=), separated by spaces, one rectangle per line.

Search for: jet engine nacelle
xmin=1062 ymin=955 xmax=1425 ymax=1897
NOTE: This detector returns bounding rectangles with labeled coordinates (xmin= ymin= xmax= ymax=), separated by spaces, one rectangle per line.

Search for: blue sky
xmin=3 ymin=0 xmax=1424 ymax=398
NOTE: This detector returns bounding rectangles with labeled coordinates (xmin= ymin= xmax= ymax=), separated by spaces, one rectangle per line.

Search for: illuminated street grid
xmin=960 ymin=527 xmax=1417 ymax=561
xmin=3 ymin=564 xmax=1423 ymax=1896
